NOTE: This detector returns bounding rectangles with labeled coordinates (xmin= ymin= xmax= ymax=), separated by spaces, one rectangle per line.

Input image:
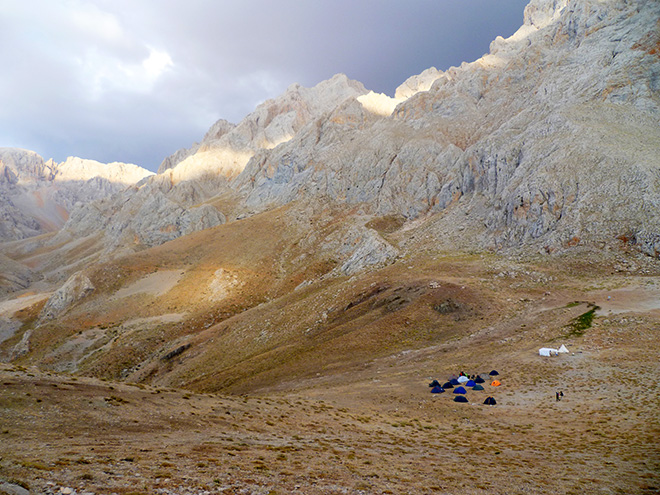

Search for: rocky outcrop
xmin=38 ymin=271 xmax=95 ymax=323
xmin=52 ymin=173 xmax=227 ymax=253
xmin=0 ymin=148 xmax=54 ymax=184
xmin=395 ymin=67 xmax=443 ymax=99
xmin=337 ymin=226 xmax=399 ymax=276
xmin=55 ymin=156 xmax=153 ymax=185
xmin=162 ymin=74 xmax=368 ymax=184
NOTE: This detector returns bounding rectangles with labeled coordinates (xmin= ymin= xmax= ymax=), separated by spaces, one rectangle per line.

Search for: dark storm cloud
xmin=1 ymin=0 xmax=529 ymax=172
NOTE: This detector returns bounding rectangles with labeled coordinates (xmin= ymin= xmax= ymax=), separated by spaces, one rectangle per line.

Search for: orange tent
xmin=491 ymin=380 xmax=501 ymax=387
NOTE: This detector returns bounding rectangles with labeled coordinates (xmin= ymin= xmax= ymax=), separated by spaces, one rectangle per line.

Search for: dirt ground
xmin=1 ymin=207 xmax=660 ymax=494
xmin=1 ymin=289 xmax=659 ymax=495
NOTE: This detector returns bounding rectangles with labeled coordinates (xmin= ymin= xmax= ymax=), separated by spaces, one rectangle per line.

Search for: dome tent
xmin=429 ymin=379 xmax=441 ymax=387
xmin=472 ymin=384 xmax=485 ymax=391
xmin=457 ymin=376 xmax=469 ymax=384
xmin=431 ymin=386 xmax=445 ymax=394
xmin=491 ymin=380 xmax=501 ymax=387
xmin=484 ymin=397 xmax=497 ymax=405
xmin=450 ymin=378 xmax=460 ymax=386
xmin=475 ymin=376 xmax=485 ymax=384
xmin=453 ymin=386 xmax=467 ymax=394
xmin=442 ymin=381 xmax=454 ymax=389
xmin=466 ymin=380 xmax=476 ymax=387
xmin=454 ymin=396 xmax=468 ymax=403
xmin=489 ymin=370 xmax=500 ymax=376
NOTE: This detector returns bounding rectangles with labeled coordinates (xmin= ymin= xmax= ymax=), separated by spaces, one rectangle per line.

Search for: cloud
xmin=0 ymin=0 xmax=529 ymax=171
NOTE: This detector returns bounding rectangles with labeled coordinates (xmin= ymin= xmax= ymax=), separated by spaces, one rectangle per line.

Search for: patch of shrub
xmin=566 ymin=305 xmax=600 ymax=336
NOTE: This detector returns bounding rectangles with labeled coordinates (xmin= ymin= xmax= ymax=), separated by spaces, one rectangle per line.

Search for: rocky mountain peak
xmin=160 ymin=73 xmax=368 ymax=184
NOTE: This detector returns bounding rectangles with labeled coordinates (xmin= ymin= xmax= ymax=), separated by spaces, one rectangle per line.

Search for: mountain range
xmin=0 ymin=1 xmax=659 ymax=492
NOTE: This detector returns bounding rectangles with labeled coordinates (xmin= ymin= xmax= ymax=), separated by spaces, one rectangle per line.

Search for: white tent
xmin=457 ymin=376 xmax=469 ymax=383
xmin=558 ymin=344 xmax=569 ymax=353
xmin=539 ymin=348 xmax=559 ymax=357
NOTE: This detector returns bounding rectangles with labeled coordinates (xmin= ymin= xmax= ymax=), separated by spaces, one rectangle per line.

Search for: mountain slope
xmin=235 ymin=0 xmax=660 ymax=254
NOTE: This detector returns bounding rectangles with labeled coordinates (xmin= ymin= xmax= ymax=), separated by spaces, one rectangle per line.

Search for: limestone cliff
xmin=234 ymin=0 xmax=660 ymax=255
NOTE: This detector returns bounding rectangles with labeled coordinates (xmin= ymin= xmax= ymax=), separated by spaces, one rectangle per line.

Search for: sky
xmin=1 ymin=0 xmax=529 ymax=172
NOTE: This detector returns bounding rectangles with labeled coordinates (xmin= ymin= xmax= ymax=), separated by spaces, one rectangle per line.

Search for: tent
xmin=450 ymin=378 xmax=460 ymax=386
xmin=453 ymin=386 xmax=467 ymax=394
xmin=489 ymin=370 xmax=500 ymax=376
xmin=475 ymin=376 xmax=485 ymax=384
xmin=466 ymin=380 xmax=476 ymax=387
xmin=454 ymin=395 xmax=468 ymax=403
xmin=539 ymin=348 xmax=558 ymax=357
xmin=472 ymin=384 xmax=485 ymax=391
xmin=484 ymin=397 xmax=497 ymax=405
xmin=457 ymin=376 xmax=469 ymax=384
xmin=448 ymin=374 xmax=459 ymax=380
xmin=558 ymin=344 xmax=569 ymax=353
xmin=429 ymin=379 xmax=441 ymax=387
xmin=491 ymin=380 xmax=501 ymax=387
xmin=442 ymin=381 xmax=454 ymax=389
xmin=431 ymin=386 xmax=445 ymax=394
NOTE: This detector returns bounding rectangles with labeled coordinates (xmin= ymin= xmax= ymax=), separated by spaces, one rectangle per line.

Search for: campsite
xmin=2 ymin=287 xmax=659 ymax=495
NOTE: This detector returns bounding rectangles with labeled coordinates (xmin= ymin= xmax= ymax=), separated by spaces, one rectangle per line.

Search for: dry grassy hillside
xmin=1 ymin=203 xmax=660 ymax=494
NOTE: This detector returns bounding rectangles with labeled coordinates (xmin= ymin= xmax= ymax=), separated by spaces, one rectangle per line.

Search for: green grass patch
xmin=565 ymin=305 xmax=600 ymax=337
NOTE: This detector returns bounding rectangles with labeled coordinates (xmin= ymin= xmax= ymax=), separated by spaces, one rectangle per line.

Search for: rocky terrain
xmin=0 ymin=0 xmax=659 ymax=493
xmin=0 ymin=148 xmax=153 ymax=242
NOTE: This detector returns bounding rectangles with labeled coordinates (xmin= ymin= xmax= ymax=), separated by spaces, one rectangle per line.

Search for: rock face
xmin=51 ymin=173 xmax=226 ymax=253
xmin=232 ymin=0 xmax=660 ymax=255
xmin=159 ymin=74 xmax=368 ymax=183
xmin=0 ymin=148 xmax=153 ymax=242
xmin=4 ymin=0 xmax=660 ymax=269
xmin=38 ymin=271 xmax=95 ymax=323
xmin=52 ymin=74 xmax=368 ymax=256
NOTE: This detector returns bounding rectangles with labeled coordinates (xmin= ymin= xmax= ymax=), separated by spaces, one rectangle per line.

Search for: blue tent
xmin=454 ymin=395 xmax=468 ymax=403
xmin=466 ymin=380 xmax=476 ymax=387
xmin=484 ymin=397 xmax=497 ymax=405
xmin=429 ymin=379 xmax=441 ymax=387
xmin=472 ymin=384 xmax=485 ymax=391
xmin=450 ymin=378 xmax=460 ymax=386
xmin=431 ymin=386 xmax=445 ymax=394
xmin=442 ymin=381 xmax=454 ymax=389
xmin=489 ymin=370 xmax=500 ymax=376
xmin=475 ymin=376 xmax=485 ymax=384
xmin=453 ymin=386 xmax=467 ymax=394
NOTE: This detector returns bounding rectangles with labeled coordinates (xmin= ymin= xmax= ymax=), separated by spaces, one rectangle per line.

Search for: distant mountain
xmin=0 ymin=148 xmax=153 ymax=241
xmin=49 ymin=73 xmax=369 ymax=256
xmin=3 ymin=0 xmax=658 ymax=262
